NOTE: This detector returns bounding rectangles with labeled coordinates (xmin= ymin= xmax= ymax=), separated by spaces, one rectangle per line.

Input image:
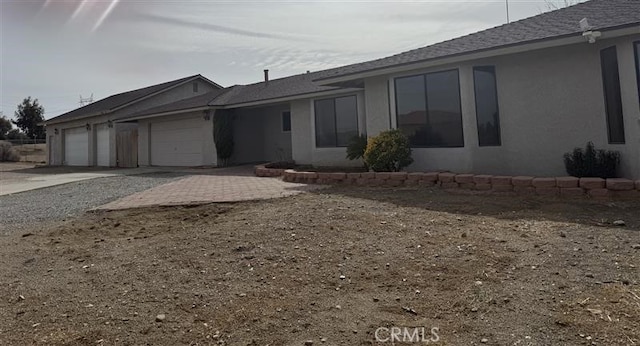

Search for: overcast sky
xmin=1 ymin=0 xmax=580 ymax=120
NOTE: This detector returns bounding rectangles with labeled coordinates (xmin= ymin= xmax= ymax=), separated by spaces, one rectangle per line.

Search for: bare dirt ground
xmin=1 ymin=187 xmax=638 ymax=346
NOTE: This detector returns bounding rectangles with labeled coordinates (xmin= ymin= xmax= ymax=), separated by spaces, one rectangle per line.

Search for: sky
xmin=0 ymin=0 xmax=582 ymax=120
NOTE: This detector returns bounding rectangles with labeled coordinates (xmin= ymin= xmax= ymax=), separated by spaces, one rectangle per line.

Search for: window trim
xmin=394 ymin=68 xmax=464 ymax=148
xmin=600 ymin=45 xmax=625 ymax=144
xmin=473 ymin=65 xmax=502 ymax=147
xmin=634 ymin=41 xmax=640 ymax=109
xmin=313 ymin=94 xmax=359 ymax=148
xmin=281 ymin=111 xmax=291 ymax=133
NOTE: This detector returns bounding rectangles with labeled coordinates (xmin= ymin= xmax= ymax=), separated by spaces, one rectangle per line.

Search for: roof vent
xmin=264 ymin=69 xmax=269 ymax=83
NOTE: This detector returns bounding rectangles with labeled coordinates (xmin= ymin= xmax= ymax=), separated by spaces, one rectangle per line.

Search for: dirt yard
xmin=1 ymin=187 xmax=638 ymax=345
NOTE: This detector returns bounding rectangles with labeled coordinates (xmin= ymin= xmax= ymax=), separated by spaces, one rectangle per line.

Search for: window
xmin=600 ymin=46 xmax=625 ymax=144
xmin=282 ymin=111 xmax=291 ymax=132
xmin=635 ymin=41 xmax=640 ymax=107
xmin=193 ymin=82 xmax=199 ymax=92
xmin=314 ymin=95 xmax=358 ymax=147
xmin=473 ymin=66 xmax=501 ymax=146
xmin=395 ymin=70 xmax=463 ymax=147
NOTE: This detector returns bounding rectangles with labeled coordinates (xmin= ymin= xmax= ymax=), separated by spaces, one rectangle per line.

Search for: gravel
xmin=0 ymin=172 xmax=184 ymax=234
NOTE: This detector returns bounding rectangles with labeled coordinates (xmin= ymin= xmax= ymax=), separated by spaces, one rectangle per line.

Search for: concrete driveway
xmin=0 ymin=163 xmax=150 ymax=196
xmin=1 ymin=163 xmax=324 ymax=213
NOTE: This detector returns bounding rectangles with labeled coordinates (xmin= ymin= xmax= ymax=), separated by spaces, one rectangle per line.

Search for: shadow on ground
xmin=318 ymin=185 xmax=640 ymax=231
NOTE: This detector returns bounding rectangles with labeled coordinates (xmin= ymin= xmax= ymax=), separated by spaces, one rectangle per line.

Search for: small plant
xmin=346 ymin=134 xmax=368 ymax=169
xmin=563 ymin=141 xmax=620 ymax=178
xmin=0 ymin=141 xmax=20 ymax=162
xmin=213 ymin=110 xmax=234 ymax=167
xmin=363 ymin=129 xmax=413 ymax=172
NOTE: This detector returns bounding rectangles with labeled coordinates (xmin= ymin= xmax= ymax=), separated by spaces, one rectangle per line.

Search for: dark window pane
xmin=395 ymin=75 xmax=428 ymax=146
xmin=425 ymin=70 xmax=464 ymax=147
xmin=635 ymin=41 xmax=640 ymax=108
xmin=315 ymin=99 xmax=336 ymax=147
xmin=473 ymin=66 xmax=501 ymax=146
xmin=282 ymin=111 xmax=291 ymax=132
xmin=600 ymin=46 xmax=625 ymax=143
xmin=335 ymin=96 xmax=358 ymax=146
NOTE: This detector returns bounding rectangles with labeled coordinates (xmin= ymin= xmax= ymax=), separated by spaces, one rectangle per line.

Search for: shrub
xmin=346 ymin=134 xmax=368 ymax=168
xmin=0 ymin=141 xmax=20 ymax=162
xmin=363 ymin=129 xmax=413 ymax=172
xmin=563 ymin=142 xmax=620 ymax=178
xmin=213 ymin=110 xmax=234 ymax=167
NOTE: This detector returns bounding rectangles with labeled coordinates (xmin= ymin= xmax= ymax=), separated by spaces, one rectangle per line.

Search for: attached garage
xmin=95 ymin=123 xmax=110 ymax=166
xmin=64 ymin=127 xmax=89 ymax=166
xmin=150 ymin=117 xmax=204 ymax=166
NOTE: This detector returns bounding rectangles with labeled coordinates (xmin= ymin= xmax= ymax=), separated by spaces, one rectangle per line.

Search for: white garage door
xmin=150 ymin=118 xmax=203 ymax=166
xmin=95 ymin=123 xmax=110 ymax=166
xmin=64 ymin=127 xmax=89 ymax=166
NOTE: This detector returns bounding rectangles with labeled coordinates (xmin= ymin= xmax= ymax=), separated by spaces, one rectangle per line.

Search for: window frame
xmin=313 ymin=94 xmax=359 ymax=148
xmin=599 ymin=45 xmax=625 ymax=144
xmin=393 ymin=68 xmax=464 ymax=148
xmin=281 ymin=111 xmax=291 ymax=133
xmin=473 ymin=65 xmax=502 ymax=147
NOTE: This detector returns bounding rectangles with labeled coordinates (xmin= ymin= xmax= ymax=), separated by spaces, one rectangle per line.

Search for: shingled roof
xmin=125 ymin=70 xmax=350 ymax=119
xmin=315 ymin=0 xmax=640 ymax=81
xmin=45 ymin=75 xmax=218 ymax=124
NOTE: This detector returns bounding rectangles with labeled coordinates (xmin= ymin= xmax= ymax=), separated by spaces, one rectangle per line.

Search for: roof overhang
xmin=221 ymin=87 xmax=363 ymax=109
xmin=114 ymin=87 xmax=364 ymax=121
xmin=115 ymin=106 xmax=213 ymax=122
xmin=315 ymin=24 xmax=640 ymax=86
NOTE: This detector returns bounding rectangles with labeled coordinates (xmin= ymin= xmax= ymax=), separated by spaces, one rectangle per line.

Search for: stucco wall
xmin=290 ymin=91 xmax=366 ymax=167
xmin=46 ymin=77 xmax=218 ymax=167
xmin=364 ymin=34 xmax=640 ymax=178
xmin=137 ymin=111 xmax=215 ymax=167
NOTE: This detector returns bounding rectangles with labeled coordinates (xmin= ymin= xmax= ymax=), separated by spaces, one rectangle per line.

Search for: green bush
xmin=563 ymin=142 xmax=620 ymax=178
xmin=0 ymin=141 xmax=20 ymax=162
xmin=346 ymin=134 xmax=368 ymax=168
xmin=363 ymin=129 xmax=413 ymax=172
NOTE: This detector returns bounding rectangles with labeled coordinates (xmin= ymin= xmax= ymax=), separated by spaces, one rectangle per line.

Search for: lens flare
xmin=92 ymin=0 xmax=120 ymax=32
xmin=70 ymin=0 xmax=89 ymax=21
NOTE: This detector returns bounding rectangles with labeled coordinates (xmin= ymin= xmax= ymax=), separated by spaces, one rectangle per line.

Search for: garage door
xmin=64 ymin=127 xmax=89 ymax=166
xmin=95 ymin=123 xmax=110 ymax=166
xmin=150 ymin=118 xmax=203 ymax=166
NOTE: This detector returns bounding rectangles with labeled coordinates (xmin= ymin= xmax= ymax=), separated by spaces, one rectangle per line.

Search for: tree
xmin=7 ymin=129 xmax=28 ymax=140
xmin=13 ymin=97 xmax=45 ymax=139
xmin=0 ymin=116 xmax=12 ymax=140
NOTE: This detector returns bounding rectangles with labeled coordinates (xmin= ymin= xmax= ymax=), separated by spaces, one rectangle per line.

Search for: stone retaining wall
xmin=255 ymin=165 xmax=640 ymax=199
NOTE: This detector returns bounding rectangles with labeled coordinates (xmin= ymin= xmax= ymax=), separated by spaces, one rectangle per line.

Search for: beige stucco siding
xmin=365 ymin=34 xmax=640 ymax=178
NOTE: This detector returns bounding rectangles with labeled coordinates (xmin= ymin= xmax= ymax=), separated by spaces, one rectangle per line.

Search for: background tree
xmin=13 ymin=97 xmax=45 ymax=139
xmin=0 ymin=116 xmax=12 ymax=140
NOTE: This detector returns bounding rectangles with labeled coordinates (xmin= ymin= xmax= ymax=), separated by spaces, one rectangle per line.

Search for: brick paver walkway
xmin=96 ymin=168 xmax=326 ymax=210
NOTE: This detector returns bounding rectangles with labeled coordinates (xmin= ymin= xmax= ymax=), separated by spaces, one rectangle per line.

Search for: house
xmin=44 ymin=0 xmax=640 ymax=178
